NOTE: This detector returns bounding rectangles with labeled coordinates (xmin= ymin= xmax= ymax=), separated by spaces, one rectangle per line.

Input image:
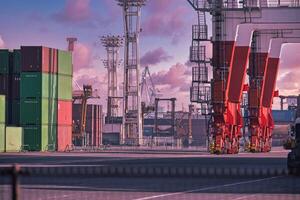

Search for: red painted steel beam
xmin=210 ymin=6 xmax=300 ymax=154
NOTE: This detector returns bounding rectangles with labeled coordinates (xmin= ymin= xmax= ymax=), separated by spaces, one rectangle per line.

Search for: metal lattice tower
xmin=188 ymin=1 xmax=210 ymax=114
xmin=116 ymin=0 xmax=146 ymax=145
xmin=188 ymin=1 xmax=212 ymax=147
xmin=101 ymin=35 xmax=123 ymax=117
xmin=141 ymin=66 xmax=157 ymax=107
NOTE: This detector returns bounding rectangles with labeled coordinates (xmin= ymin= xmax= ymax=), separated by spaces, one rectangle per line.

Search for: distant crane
xmin=141 ymin=66 xmax=159 ymax=107
xmin=66 ymin=37 xmax=100 ymax=146
xmin=72 ymin=85 xmax=100 ymax=146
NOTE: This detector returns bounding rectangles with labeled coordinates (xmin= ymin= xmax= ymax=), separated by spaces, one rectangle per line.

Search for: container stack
xmin=86 ymin=104 xmax=102 ymax=147
xmin=0 ymin=50 xmax=10 ymax=121
xmin=0 ymin=95 xmax=6 ymax=152
xmin=9 ymin=50 xmax=21 ymax=125
xmin=73 ymin=103 xmax=103 ymax=146
xmin=57 ymin=50 xmax=73 ymax=151
xmin=20 ymin=46 xmax=58 ymax=151
xmin=5 ymin=127 xmax=23 ymax=152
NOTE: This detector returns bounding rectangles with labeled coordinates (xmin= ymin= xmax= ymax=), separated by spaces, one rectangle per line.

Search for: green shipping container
xmin=11 ymin=100 xmax=20 ymax=125
xmin=20 ymin=72 xmax=57 ymax=99
xmin=23 ymin=125 xmax=56 ymax=151
xmin=0 ymin=50 xmax=9 ymax=74
xmin=20 ymin=98 xmax=57 ymax=125
xmin=58 ymin=75 xmax=72 ymax=100
xmin=58 ymin=50 xmax=72 ymax=75
xmin=0 ymin=95 xmax=5 ymax=123
xmin=5 ymin=127 xmax=23 ymax=152
xmin=0 ymin=124 xmax=5 ymax=152
xmin=13 ymin=50 xmax=21 ymax=74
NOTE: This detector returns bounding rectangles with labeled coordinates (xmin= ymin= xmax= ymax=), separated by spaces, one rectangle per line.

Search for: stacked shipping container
xmin=10 ymin=50 xmax=21 ymax=125
xmin=0 ymin=49 xmax=10 ymax=152
xmin=0 ymin=95 xmax=5 ymax=152
xmin=73 ymin=103 xmax=103 ymax=146
xmin=0 ymin=50 xmax=9 ymax=122
xmin=57 ymin=50 xmax=73 ymax=151
xmin=20 ymin=46 xmax=58 ymax=151
xmin=0 ymin=46 xmax=73 ymax=152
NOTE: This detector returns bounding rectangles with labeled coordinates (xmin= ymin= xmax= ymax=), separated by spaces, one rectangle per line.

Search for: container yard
xmin=1 ymin=0 xmax=300 ymax=200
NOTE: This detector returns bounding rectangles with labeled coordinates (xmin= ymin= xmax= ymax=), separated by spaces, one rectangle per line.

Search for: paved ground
xmin=1 ymin=148 xmax=298 ymax=200
xmin=1 ymin=175 xmax=300 ymax=200
xmin=0 ymin=147 xmax=289 ymax=168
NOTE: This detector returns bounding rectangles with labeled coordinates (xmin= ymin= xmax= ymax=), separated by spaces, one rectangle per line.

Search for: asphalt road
xmin=1 ymin=175 xmax=300 ymax=200
xmin=1 ymin=148 xmax=298 ymax=200
xmin=0 ymin=148 xmax=289 ymax=168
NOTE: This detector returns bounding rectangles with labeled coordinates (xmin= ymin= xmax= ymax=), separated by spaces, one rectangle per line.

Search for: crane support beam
xmin=259 ymin=37 xmax=300 ymax=152
xmin=262 ymin=37 xmax=300 ymax=108
xmin=226 ymin=24 xmax=300 ymax=154
xmin=248 ymin=31 xmax=300 ymax=152
xmin=211 ymin=6 xmax=300 ymax=154
xmin=228 ymin=24 xmax=300 ymax=103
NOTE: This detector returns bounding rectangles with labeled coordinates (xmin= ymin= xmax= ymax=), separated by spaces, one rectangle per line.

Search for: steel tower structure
xmin=187 ymin=0 xmax=211 ymax=149
xmin=116 ymin=0 xmax=146 ymax=145
xmin=141 ymin=66 xmax=157 ymax=107
xmin=101 ymin=35 xmax=123 ymax=117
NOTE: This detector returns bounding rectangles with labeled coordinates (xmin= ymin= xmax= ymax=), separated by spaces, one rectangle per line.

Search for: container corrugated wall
xmin=20 ymin=47 xmax=58 ymax=151
xmin=73 ymin=104 xmax=103 ymax=147
xmin=2 ymin=47 xmax=73 ymax=152
xmin=0 ymin=50 xmax=10 ymax=125
xmin=5 ymin=127 xmax=23 ymax=152
xmin=7 ymin=50 xmax=21 ymax=126
xmin=57 ymin=50 xmax=73 ymax=151
xmin=0 ymin=50 xmax=10 ymax=74
xmin=0 ymin=95 xmax=6 ymax=152
xmin=272 ymin=110 xmax=296 ymax=123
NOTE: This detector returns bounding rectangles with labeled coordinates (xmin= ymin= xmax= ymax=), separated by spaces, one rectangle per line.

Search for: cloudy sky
xmin=0 ymin=0 xmax=299 ymax=111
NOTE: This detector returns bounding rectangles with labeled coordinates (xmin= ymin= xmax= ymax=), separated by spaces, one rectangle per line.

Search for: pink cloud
xmin=141 ymin=47 xmax=172 ymax=66
xmin=152 ymin=63 xmax=191 ymax=91
xmin=0 ymin=35 xmax=5 ymax=48
xmin=53 ymin=0 xmax=92 ymax=23
xmin=280 ymin=44 xmax=300 ymax=70
xmin=276 ymin=71 xmax=300 ymax=95
xmin=73 ymin=42 xmax=93 ymax=72
xmin=142 ymin=1 xmax=189 ymax=44
xmin=73 ymin=67 xmax=107 ymax=106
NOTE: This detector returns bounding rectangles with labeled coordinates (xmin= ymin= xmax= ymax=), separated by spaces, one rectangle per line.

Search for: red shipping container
xmin=49 ymin=48 xmax=58 ymax=74
xmin=57 ymin=125 xmax=72 ymax=151
xmin=21 ymin=46 xmax=50 ymax=73
xmin=58 ymin=100 xmax=72 ymax=125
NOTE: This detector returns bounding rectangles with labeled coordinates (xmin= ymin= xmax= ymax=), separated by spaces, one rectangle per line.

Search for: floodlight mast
xmin=116 ymin=0 xmax=146 ymax=145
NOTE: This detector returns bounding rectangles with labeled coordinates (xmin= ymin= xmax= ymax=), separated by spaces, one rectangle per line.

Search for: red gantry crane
xmin=228 ymin=24 xmax=300 ymax=152
xmin=187 ymin=0 xmax=300 ymax=154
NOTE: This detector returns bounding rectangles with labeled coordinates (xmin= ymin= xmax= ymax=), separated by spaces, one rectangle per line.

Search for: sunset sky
xmin=0 ymin=0 xmax=299 ymax=111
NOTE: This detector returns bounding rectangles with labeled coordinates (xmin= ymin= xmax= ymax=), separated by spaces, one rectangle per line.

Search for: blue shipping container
xmin=272 ymin=110 xmax=296 ymax=123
